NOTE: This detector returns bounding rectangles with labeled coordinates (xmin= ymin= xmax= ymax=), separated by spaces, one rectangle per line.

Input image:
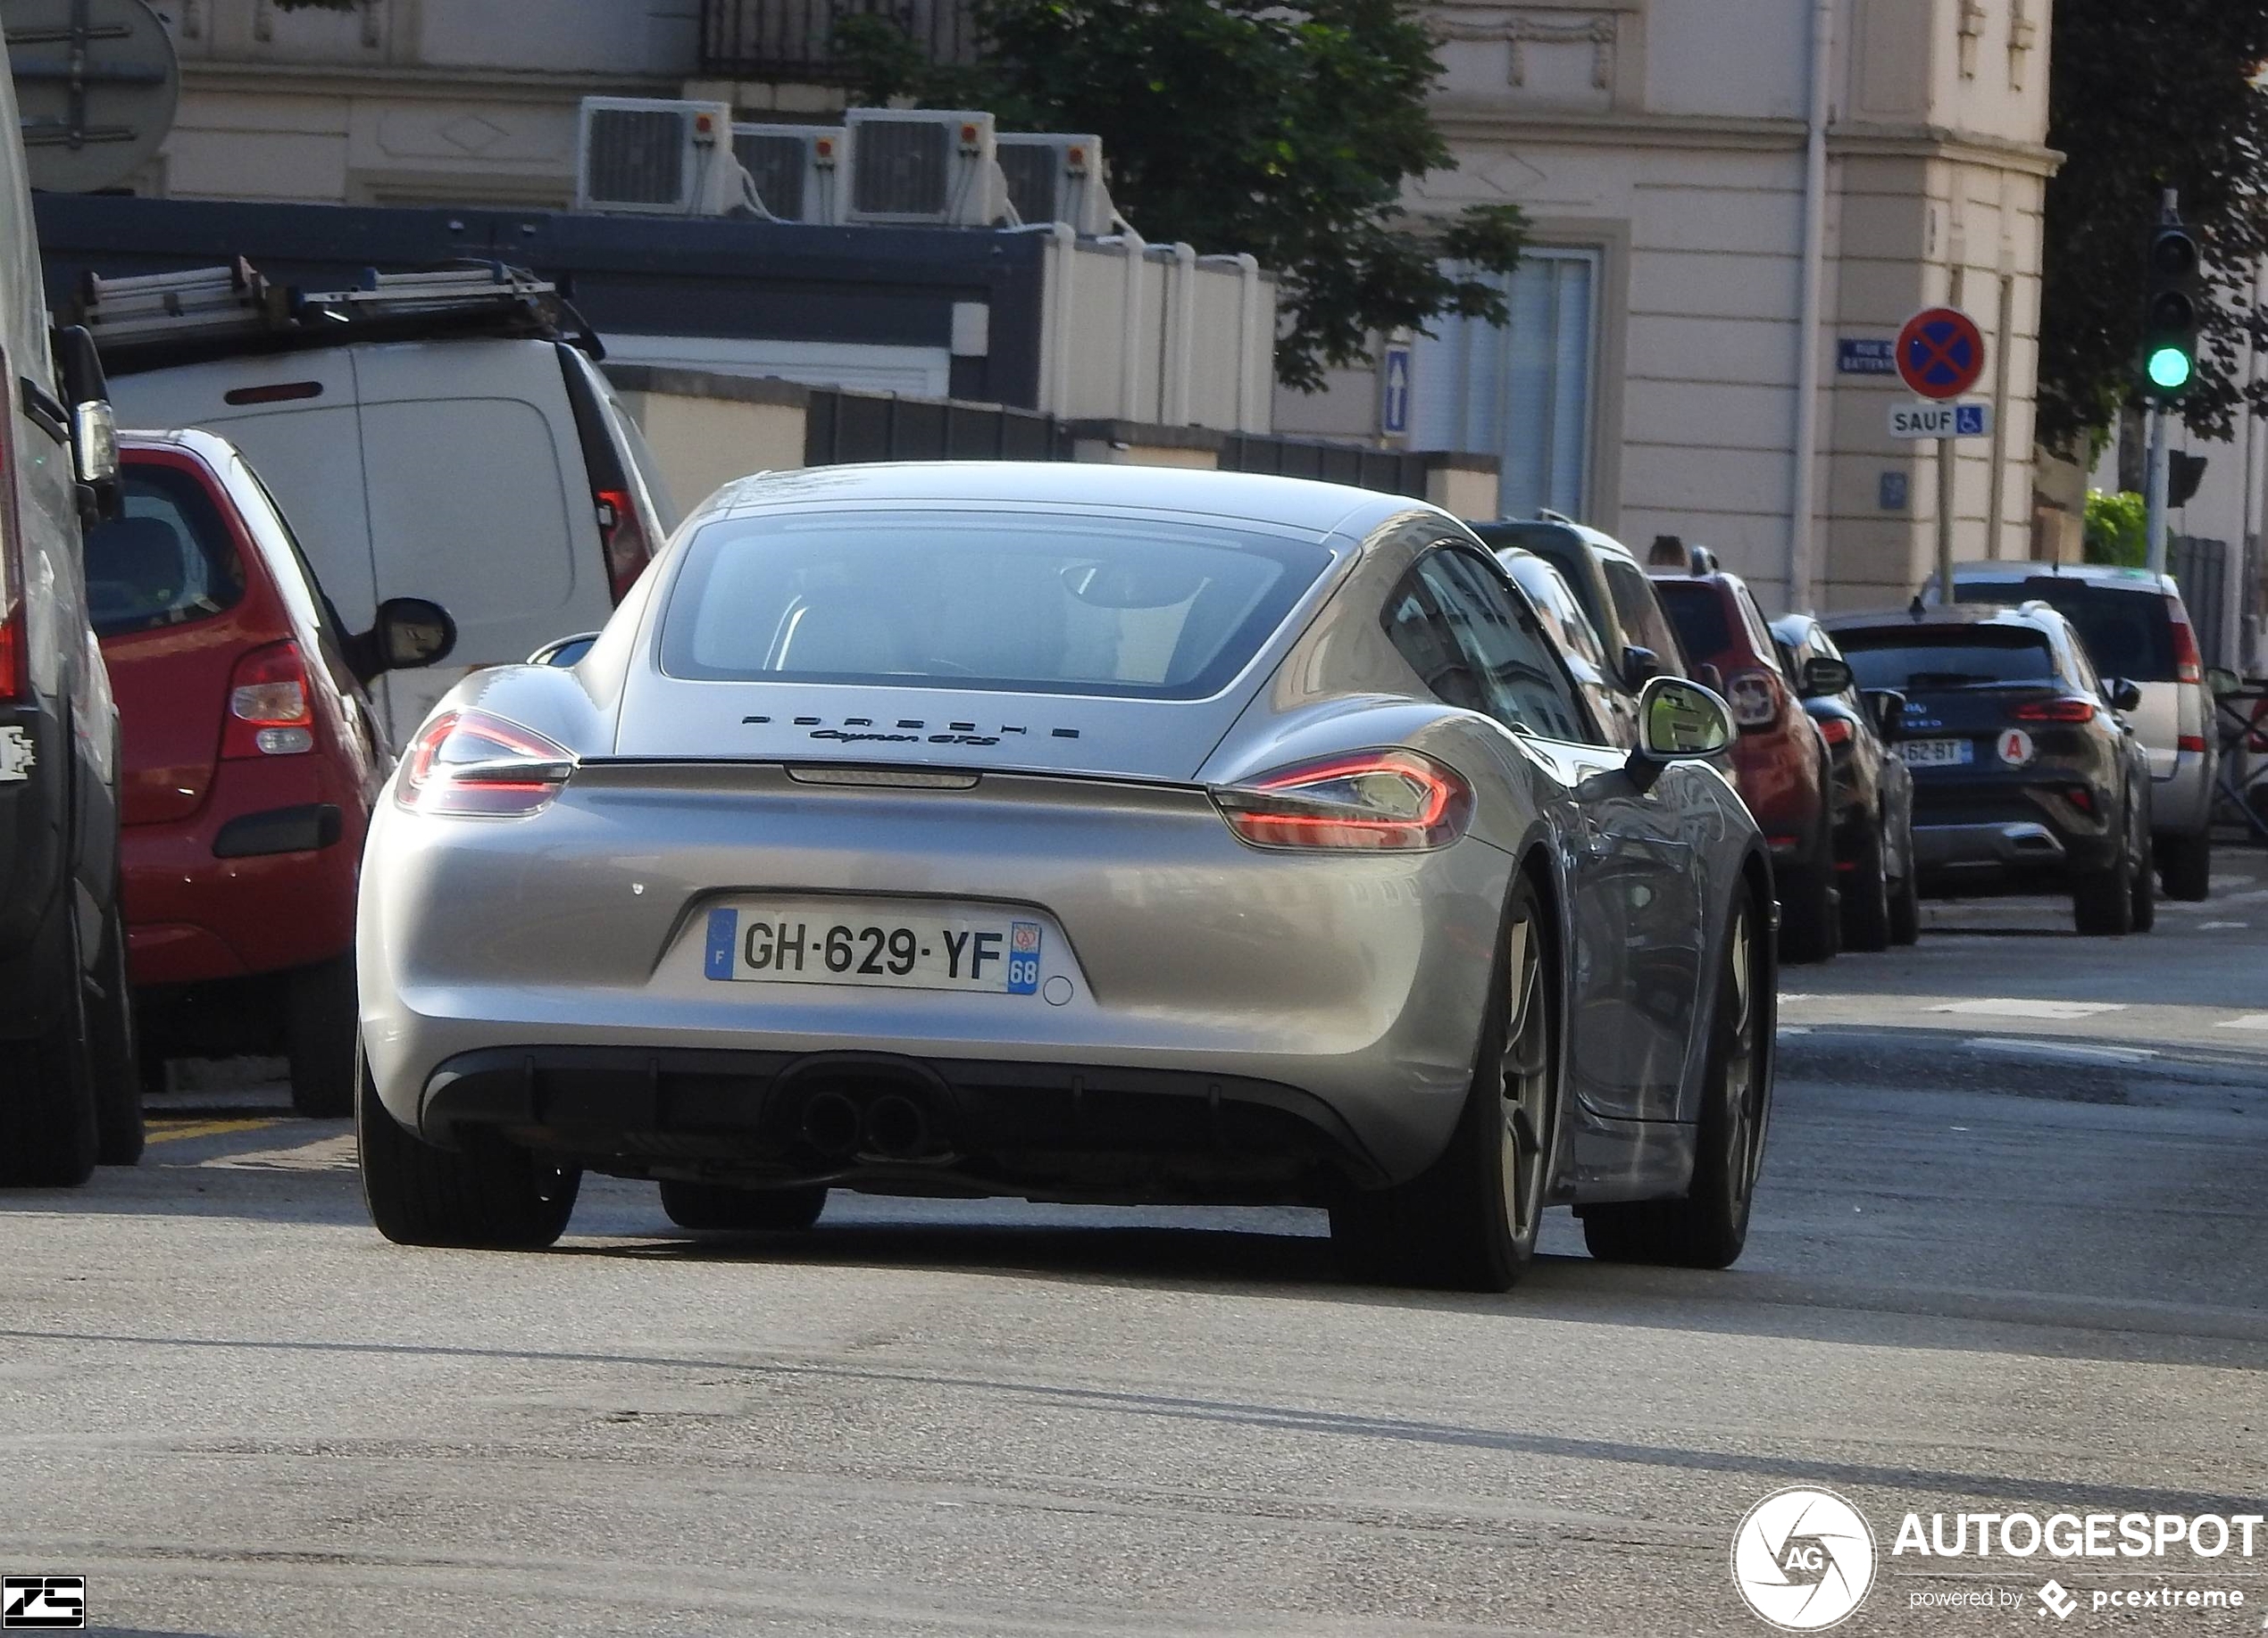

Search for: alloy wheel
xmin=1718 ymin=906 xmax=1764 ymax=1213
xmin=1498 ymin=913 xmax=1554 ymax=1252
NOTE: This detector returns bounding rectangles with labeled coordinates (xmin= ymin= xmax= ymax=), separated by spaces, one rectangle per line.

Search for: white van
xmin=102 ymin=325 xmax=677 ymax=740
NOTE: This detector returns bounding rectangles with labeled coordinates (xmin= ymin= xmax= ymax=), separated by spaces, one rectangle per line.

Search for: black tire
xmin=1330 ymin=875 xmax=1561 ymax=1293
xmin=287 ymin=954 xmax=359 ymax=1118
xmin=2159 ymin=830 xmax=2211 ymax=902
xmin=88 ymin=894 xmax=145 ymax=1167
xmin=0 ymin=907 xmax=98 ymax=1189
xmin=1582 ymin=893 xmax=1769 ymax=1269
xmin=2072 ymin=820 xmax=2137 ymax=937
xmin=1777 ymin=804 xmax=1840 ymax=964
xmin=1887 ymin=819 xmax=1922 ymax=947
xmin=357 ymin=1045 xmax=580 ymax=1248
xmin=660 ymin=1179 xmax=828 ymax=1232
xmin=2130 ymin=822 xmax=2156 ymax=934
xmin=1839 ymin=816 xmax=1892 ymax=953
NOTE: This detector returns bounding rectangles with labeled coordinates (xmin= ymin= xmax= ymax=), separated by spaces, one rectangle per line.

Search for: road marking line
xmin=145 ymin=1118 xmax=282 ymax=1146
xmin=1929 ymin=999 xmax=2126 ymax=1019
xmin=2198 ymin=920 xmax=2249 ymax=930
xmin=2215 ymin=1013 xmax=2268 ymax=1030
xmin=1964 ymin=1035 xmax=2156 ymax=1064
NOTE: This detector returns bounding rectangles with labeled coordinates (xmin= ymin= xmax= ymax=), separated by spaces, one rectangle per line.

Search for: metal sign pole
xmin=2146 ymin=401 xmax=2172 ymax=573
xmin=1936 ymin=434 xmax=1956 ymax=597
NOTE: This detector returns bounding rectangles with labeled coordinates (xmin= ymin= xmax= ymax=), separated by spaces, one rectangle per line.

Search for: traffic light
xmin=2142 ymin=220 xmax=2201 ymax=398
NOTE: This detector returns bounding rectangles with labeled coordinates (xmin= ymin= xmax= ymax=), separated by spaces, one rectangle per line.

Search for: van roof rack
xmin=72 ymin=259 xmax=604 ymax=374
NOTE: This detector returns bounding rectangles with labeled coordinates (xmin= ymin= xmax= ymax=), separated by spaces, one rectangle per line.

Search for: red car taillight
xmin=0 ymin=345 xmax=24 ymax=703
xmin=396 ymin=709 xmax=575 ymax=817
xmin=596 ymin=488 xmax=653 ymax=603
xmin=1816 ymin=717 xmax=1852 ymax=746
xmin=2167 ymin=598 xmax=2203 ymax=686
xmin=1727 ymin=670 xmax=1779 ymax=728
xmin=221 ymin=640 xmax=315 ymax=758
xmin=1212 ymin=750 xmax=1472 ymax=852
xmin=2014 ymin=696 xmax=2097 ymax=723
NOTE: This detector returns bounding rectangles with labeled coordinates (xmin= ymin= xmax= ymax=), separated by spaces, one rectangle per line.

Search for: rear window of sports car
xmin=660 ymin=510 xmax=1332 ymax=700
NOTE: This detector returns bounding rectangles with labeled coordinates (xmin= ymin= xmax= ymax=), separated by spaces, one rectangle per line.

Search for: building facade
xmin=1279 ymin=0 xmax=2060 ymax=611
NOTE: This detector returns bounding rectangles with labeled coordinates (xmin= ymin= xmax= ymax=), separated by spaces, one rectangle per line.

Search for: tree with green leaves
xmin=2038 ymin=0 xmax=2268 ymax=454
xmin=832 ymin=0 xmax=1525 ymax=391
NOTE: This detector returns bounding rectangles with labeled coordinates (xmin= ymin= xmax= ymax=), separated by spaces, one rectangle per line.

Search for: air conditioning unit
xmin=995 ymin=133 xmax=1118 ymax=236
xmin=841 ymin=109 xmax=1010 ymax=228
xmin=576 ymin=97 xmax=745 ymax=217
xmin=733 ymin=123 xmax=845 ymax=225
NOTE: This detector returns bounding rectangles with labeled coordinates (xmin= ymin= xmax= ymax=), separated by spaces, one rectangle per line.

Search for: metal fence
xmin=701 ymin=0 xmax=979 ymax=82
xmin=2170 ymin=534 xmax=2231 ymax=669
xmin=801 ymin=390 xmax=1448 ymax=503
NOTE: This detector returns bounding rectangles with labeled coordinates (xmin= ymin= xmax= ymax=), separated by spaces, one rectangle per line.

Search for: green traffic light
xmin=2147 ymin=345 xmax=2194 ymax=390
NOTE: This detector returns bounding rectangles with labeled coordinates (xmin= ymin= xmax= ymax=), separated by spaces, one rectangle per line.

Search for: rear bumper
xmin=2149 ymin=749 xmax=2213 ymax=835
xmin=1731 ymin=731 xmax=1822 ymax=845
xmin=1912 ymin=782 xmax=2120 ymax=878
xmin=415 ymin=1043 xmax=1388 ymax=1203
xmin=121 ymin=758 xmax=361 ymax=985
xmin=0 ymin=704 xmax=72 ymax=1042
xmin=359 ymin=766 xmax=1518 ymax=1190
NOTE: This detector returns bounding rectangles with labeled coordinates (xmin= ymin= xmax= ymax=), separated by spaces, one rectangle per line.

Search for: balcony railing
xmin=701 ymin=0 xmax=979 ymax=83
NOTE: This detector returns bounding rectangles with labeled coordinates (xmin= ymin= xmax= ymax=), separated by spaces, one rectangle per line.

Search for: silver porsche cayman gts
xmin=356 ymin=463 xmax=1774 ymax=1290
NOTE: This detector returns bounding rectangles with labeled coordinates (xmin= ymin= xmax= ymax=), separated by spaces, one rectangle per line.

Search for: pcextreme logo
xmin=1731 ymin=1486 xmax=1879 ymax=1630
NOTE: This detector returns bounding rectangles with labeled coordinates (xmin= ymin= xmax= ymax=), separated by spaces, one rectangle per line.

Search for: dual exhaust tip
xmin=799 ymin=1088 xmax=934 ymax=1160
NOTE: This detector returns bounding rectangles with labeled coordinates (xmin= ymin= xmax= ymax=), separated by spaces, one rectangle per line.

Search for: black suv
xmin=1823 ymin=604 xmax=2155 ymax=937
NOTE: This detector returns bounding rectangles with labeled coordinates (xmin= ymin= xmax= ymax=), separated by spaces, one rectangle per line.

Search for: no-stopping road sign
xmin=1897 ymin=307 xmax=1987 ymax=401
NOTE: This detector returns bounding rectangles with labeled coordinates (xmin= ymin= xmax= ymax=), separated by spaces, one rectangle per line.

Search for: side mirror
xmin=1633 ymin=676 xmax=1734 ymax=763
xmin=528 ymin=631 xmax=600 ymax=668
xmin=51 ymin=325 xmax=121 ymax=522
xmin=1863 ymin=688 xmax=1906 ymax=743
xmin=1798 ymin=655 xmax=1855 ymax=699
xmin=372 ymin=597 xmax=457 ymax=672
xmin=2206 ymin=666 xmax=2241 ymax=696
xmin=2106 ymin=677 xmax=2143 ymax=713
xmin=1622 ymin=644 xmax=1663 ymax=688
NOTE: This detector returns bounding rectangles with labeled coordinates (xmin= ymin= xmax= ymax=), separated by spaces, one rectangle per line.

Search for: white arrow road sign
xmin=1890 ymin=400 xmax=1993 ymax=439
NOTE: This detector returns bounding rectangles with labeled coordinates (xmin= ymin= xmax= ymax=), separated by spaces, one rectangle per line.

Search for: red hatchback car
xmin=88 ymin=430 xmax=454 ymax=1114
xmin=1650 ymin=559 xmax=1839 ymax=962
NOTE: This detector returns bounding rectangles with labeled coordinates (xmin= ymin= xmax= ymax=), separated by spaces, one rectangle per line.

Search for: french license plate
xmin=1899 ymin=737 xmax=1974 ymax=769
xmin=703 ymin=902 xmax=1042 ymax=994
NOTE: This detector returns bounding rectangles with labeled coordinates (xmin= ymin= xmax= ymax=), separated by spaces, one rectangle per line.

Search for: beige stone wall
xmin=613 ymin=389 xmax=809 ymax=516
xmin=1392 ymin=0 xmax=2056 ymax=611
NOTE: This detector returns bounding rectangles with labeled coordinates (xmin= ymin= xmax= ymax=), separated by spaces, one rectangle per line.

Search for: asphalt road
xmin=3 ymin=858 xmax=2265 ymax=1636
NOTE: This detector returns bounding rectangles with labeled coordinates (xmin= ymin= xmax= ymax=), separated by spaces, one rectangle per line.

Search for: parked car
xmin=0 ymin=53 xmax=141 ymax=1187
xmin=1497 ymin=548 xmax=1630 ymax=746
xmin=1649 ymin=562 xmax=1840 ymax=962
xmin=1825 ymin=603 xmax=2155 ymax=936
xmin=1934 ymin=562 xmax=2216 ymax=901
xmin=1468 ymin=516 xmax=1688 ymax=746
xmin=357 ymin=465 xmax=1777 ymax=1291
xmin=89 ymin=430 xmax=458 ymax=1115
xmin=79 ymin=264 xmax=678 ymax=744
xmin=1771 ymin=613 xmax=1919 ymax=950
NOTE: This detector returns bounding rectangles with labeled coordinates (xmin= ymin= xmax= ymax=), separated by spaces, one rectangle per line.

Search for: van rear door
xmin=354 ymin=339 xmax=612 ymax=733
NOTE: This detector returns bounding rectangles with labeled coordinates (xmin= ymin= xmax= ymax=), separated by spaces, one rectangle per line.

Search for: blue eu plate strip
xmin=1006 ymin=920 xmax=1043 ymax=994
xmin=705 ymin=908 xmax=738 ymax=980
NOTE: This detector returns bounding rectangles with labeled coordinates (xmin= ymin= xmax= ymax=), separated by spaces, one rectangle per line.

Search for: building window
xmin=1410 ymin=247 xmax=1598 ymax=521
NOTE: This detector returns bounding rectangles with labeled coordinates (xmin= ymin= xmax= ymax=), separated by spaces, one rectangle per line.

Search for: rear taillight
xmin=596 ymin=488 xmax=653 ymax=603
xmin=0 ymin=345 xmax=24 ymax=703
xmin=396 ymin=709 xmax=575 ymax=817
xmin=2179 ymin=734 xmax=2208 ymax=753
xmin=221 ymin=640 xmax=314 ymax=758
xmin=2064 ymin=785 xmax=2096 ymax=815
xmin=1816 ymin=717 xmax=1852 ymax=746
xmin=2167 ymin=598 xmax=2203 ymax=686
xmin=2014 ymin=697 xmax=2097 ymax=723
xmin=1212 ymin=750 xmax=1472 ymax=852
xmin=1727 ymin=671 xmax=1779 ymax=728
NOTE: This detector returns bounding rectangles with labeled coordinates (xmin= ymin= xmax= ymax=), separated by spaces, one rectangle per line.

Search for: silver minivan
xmin=1941 ymin=562 xmax=2217 ymax=899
